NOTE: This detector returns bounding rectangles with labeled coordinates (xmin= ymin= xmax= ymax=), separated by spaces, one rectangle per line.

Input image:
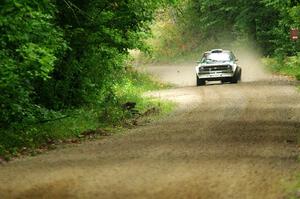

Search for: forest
xmin=1 ymin=0 xmax=300 ymax=157
xmin=148 ymin=0 xmax=300 ymax=59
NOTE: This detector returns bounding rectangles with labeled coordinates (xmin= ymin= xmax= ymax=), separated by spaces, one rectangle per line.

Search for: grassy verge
xmin=284 ymin=177 xmax=300 ymax=199
xmin=262 ymin=56 xmax=300 ymax=80
xmin=0 ymin=70 xmax=175 ymax=161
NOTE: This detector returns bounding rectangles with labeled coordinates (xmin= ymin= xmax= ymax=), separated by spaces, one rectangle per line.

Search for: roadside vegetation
xmin=0 ymin=0 xmax=177 ymax=159
xmin=141 ymin=1 xmax=300 ymax=68
xmin=263 ymin=56 xmax=300 ymax=80
xmin=0 ymin=69 xmax=174 ymax=160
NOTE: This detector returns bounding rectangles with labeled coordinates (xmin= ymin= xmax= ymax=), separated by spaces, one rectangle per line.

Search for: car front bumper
xmin=197 ymin=72 xmax=234 ymax=79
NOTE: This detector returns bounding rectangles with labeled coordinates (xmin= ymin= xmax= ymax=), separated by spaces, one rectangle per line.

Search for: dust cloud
xmin=138 ymin=45 xmax=271 ymax=86
xmin=232 ymin=46 xmax=270 ymax=82
xmin=139 ymin=63 xmax=196 ymax=87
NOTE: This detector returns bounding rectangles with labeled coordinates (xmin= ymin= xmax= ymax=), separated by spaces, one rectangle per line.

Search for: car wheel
xmin=221 ymin=79 xmax=228 ymax=84
xmin=238 ymin=68 xmax=242 ymax=81
xmin=196 ymin=75 xmax=205 ymax=86
xmin=231 ymin=67 xmax=241 ymax=84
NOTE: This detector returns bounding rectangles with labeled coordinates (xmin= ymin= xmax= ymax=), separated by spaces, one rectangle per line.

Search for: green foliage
xmin=147 ymin=0 xmax=300 ymax=61
xmin=263 ymin=55 xmax=300 ymax=80
xmin=0 ymin=0 xmax=175 ymax=158
xmin=0 ymin=0 xmax=172 ymax=126
xmin=34 ymin=0 xmax=170 ymax=109
xmin=0 ymin=0 xmax=66 ymax=127
xmin=0 ymin=70 xmax=174 ymax=158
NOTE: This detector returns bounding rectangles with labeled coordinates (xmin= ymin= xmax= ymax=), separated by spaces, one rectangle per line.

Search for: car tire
xmin=231 ymin=67 xmax=241 ymax=84
xmin=196 ymin=75 xmax=205 ymax=86
xmin=238 ymin=68 xmax=242 ymax=81
xmin=221 ymin=79 xmax=228 ymax=84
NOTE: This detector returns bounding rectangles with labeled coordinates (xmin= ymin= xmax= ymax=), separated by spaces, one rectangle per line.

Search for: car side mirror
xmin=235 ymin=59 xmax=239 ymax=62
xmin=196 ymin=61 xmax=201 ymax=64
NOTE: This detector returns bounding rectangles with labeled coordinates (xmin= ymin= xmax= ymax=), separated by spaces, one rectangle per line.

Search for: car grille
xmin=199 ymin=65 xmax=232 ymax=73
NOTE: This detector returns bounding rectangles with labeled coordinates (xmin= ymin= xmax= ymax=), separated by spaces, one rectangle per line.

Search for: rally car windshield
xmin=202 ymin=53 xmax=231 ymax=63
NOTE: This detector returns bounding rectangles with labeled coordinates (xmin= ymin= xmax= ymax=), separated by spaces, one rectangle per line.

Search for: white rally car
xmin=195 ymin=49 xmax=242 ymax=86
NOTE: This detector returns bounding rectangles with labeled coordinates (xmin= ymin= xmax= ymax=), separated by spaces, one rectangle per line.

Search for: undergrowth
xmin=262 ymin=55 xmax=300 ymax=80
xmin=0 ymin=70 xmax=174 ymax=160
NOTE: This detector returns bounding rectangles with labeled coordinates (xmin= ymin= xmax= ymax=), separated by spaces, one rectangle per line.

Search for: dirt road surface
xmin=1 ymin=54 xmax=300 ymax=198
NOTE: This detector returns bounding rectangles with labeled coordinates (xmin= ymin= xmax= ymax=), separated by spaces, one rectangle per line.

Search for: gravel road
xmin=0 ymin=56 xmax=300 ymax=198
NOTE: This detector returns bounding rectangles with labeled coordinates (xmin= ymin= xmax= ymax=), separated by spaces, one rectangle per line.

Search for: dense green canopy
xmin=0 ymin=0 xmax=171 ymax=127
xmin=151 ymin=0 xmax=300 ymax=58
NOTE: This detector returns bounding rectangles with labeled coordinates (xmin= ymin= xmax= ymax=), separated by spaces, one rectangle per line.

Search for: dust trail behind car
xmin=139 ymin=46 xmax=270 ymax=87
xmin=233 ymin=46 xmax=269 ymax=82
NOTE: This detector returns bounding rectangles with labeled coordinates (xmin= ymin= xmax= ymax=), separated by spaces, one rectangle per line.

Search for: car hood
xmin=199 ymin=61 xmax=234 ymax=67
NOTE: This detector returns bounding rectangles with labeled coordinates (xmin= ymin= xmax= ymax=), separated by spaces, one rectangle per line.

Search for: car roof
xmin=204 ymin=49 xmax=231 ymax=54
